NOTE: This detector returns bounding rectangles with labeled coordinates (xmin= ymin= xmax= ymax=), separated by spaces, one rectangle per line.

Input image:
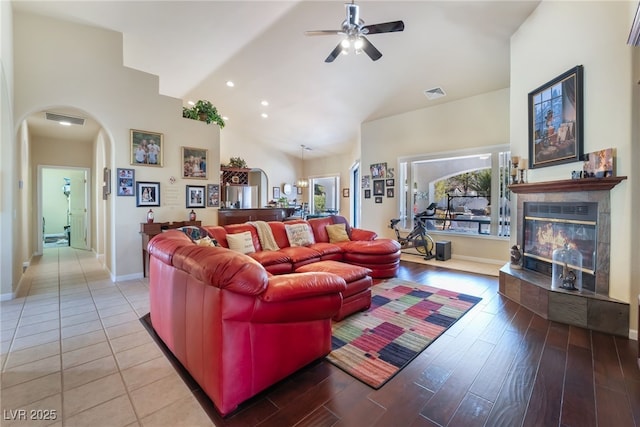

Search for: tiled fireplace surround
xmin=499 ymin=177 xmax=629 ymax=337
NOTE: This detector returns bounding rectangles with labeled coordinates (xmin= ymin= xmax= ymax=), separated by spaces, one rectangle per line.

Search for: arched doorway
xmin=21 ymin=106 xmax=110 ymax=262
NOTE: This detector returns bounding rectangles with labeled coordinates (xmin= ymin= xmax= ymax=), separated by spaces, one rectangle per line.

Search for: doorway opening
xmin=38 ymin=166 xmax=91 ymax=253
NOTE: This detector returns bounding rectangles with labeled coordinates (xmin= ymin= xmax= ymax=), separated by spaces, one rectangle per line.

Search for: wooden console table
xmin=140 ymin=221 xmax=201 ymax=277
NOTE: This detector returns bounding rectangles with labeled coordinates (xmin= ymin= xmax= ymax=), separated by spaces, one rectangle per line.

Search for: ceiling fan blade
xmin=362 ymin=20 xmax=405 ymax=35
xmin=325 ymin=43 xmax=344 ymax=63
xmin=360 ymin=36 xmax=382 ymax=61
xmin=305 ymin=30 xmax=344 ymax=36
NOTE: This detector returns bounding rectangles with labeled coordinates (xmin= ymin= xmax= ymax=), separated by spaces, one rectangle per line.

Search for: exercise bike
xmin=389 ymin=203 xmax=437 ymax=260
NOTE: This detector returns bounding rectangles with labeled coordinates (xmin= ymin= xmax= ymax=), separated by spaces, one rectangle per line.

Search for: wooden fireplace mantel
xmin=509 ymin=176 xmax=627 ymax=194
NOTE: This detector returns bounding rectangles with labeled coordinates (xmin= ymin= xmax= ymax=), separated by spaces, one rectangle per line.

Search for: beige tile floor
xmin=1 ymin=247 xmax=214 ymax=427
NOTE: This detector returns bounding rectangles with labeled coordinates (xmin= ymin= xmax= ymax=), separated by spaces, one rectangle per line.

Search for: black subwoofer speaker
xmin=436 ymin=241 xmax=451 ymax=261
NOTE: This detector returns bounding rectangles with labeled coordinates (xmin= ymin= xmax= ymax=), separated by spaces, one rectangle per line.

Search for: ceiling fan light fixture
xmin=341 ymin=38 xmax=350 ymax=49
xmin=354 ymin=37 xmax=364 ymax=50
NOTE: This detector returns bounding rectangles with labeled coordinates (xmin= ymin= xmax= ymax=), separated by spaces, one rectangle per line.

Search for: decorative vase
xmin=189 ymin=210 xmax=196 ymax=221
xmin=552 ymin=243 xmax=582 ymax=291
xmin=509 ymin=245 xmax=522 ymax=269
xmin=147 ymin=209 xmax=154 ymax=223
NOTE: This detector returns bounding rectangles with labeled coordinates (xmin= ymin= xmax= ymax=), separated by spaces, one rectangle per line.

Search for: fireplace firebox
xmin=522 ymin=201 xmax=597 ymax=292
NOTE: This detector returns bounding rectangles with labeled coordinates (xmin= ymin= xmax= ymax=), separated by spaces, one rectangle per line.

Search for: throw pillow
xmin=326 ymin=223 xmax=350 ymax=243
xmin=226 ymin=231 xmax=255 ymax=254
xmin=195 ymin=236 xmax=219 ymax=247
xmin=177 ymin=225 xmax=209 ymax=241
xmin=285 ymin=223 xmax=315 ymax=247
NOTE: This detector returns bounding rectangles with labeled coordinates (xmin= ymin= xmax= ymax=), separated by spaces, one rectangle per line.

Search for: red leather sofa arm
xmin=350 ymin=228 xmax=377 ymax=241
xmin=260 ymin=272 xmax=346 ymax=302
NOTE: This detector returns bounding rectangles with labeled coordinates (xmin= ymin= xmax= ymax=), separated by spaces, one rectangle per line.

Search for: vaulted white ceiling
xmin=13 ymin=0 xmax=540 ymax=158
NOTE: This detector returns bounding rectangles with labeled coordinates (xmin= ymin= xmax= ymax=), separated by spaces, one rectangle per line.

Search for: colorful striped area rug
xmin=327 ymin=278 xmax=482 ymax=389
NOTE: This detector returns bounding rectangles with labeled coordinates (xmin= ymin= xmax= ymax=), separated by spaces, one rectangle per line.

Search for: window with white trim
xmin=398 ymin=145 xmax=511 ymax=237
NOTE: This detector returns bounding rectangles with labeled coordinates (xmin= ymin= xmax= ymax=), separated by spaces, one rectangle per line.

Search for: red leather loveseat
xmin=148 ymin=231 xmax=346 ymax=416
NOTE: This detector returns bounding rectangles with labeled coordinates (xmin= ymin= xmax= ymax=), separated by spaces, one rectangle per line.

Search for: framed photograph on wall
xmin=130 ymin=129 xmax=163 ymax=166
xmin=373 ymin=179 xmax=385 ymax=196
xmin=182 ymin=146 xmax=208 ymax=179
xmin=364 ymin=189 xmax=371 ymax=199
xmin=186 ymin=185 xmax=206 ymax=208
xmin=207 ymin=184 xmax=220 ymax=207
xmin=342 ymin=188 xmax=350 ymax=198
xmin=136 ymin=181 xmax=160 ymax=207
xmin=386 ymin=188 xmax=394 ymax=198
xmin=385 ymin=179 xmax=394 ymax=187
xmin=375 ymin=196 xmax=383 ymax=204
xmin=370 ymin=163 xmax=387 ymax=179
xmin=273 ymin=187 xmax=280 ymax=199
xmin=528 ymin=65 xmax=583 ymax=169
xmin=116 ymin=168 xmax=134 ymax=196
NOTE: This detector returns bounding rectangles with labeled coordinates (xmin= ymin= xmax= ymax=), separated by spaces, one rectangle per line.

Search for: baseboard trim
xmin=114 ymin=272 xmax=143 ymax=282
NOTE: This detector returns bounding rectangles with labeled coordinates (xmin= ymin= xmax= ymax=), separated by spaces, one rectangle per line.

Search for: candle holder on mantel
xmin=517 ymin=158 xmax=528 ymax=184
xmin=510 ymin=156 xmax=520 ymax=184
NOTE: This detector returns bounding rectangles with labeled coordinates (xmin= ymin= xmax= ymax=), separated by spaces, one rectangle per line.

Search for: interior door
xmin=69 ymin=173 xmax=88 ymax=250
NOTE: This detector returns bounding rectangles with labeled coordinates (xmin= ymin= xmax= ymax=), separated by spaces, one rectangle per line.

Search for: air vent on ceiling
xmin=424 ymin=87 xmax=446 ymax=100
xmin=45 ymin=112 xmax=85 ymax=126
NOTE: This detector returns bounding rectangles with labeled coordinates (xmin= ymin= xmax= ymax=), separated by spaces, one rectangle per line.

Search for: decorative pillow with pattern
xmin=226 ymin=231 xmax=255 ymax=254
xmin=176 ymin=226 xmax=209 ymax=241
xmin=326 ymin=223 xmax=350 ymax=243
xmin=285 ymin=223 xmax=316 ymax=247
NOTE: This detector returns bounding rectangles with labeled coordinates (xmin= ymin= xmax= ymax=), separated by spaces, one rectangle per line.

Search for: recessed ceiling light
xmin=222 ymin=116 xmax=229 ymax=121
xmin=187 ymin=100 xmax=195 ymax=106
xmin=261 ymin=113 xmax=268 ymax=118
xmin=226 ymin=81 xmax=235 ymax=87
xmin=261 ymin=100 xmax=269 ymax=107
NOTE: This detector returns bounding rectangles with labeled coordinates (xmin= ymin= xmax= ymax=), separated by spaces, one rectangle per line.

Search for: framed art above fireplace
xmin=528 ymin=65 xmax=583 ymax=169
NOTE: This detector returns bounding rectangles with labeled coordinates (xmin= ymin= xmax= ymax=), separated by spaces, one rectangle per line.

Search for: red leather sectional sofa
xmin=147 ymin=215 xmax=400 ymax=416
xmin=204 ymin=215 xmax=401 ymax=278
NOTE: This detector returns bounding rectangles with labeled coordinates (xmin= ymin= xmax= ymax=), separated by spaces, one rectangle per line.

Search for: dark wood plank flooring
xmin=160 ymin=261 xmax=640 ymax=426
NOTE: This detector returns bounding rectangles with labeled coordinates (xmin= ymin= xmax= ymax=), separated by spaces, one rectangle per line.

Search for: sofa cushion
xmin=285 ymin=223 xmax=315 ymax=247
xmin=326 ymin=223 xmax=350 ymax=243
xmin=226 ymin=231 xmax=255 ymax=254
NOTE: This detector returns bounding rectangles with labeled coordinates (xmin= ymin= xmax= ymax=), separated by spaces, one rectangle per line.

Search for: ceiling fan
xmin=305 ymin=1 xmax=404 ymax=63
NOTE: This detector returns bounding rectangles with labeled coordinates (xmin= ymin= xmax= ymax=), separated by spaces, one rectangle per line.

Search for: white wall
xmin=360 ymin=89 xmax=511 ymax=263
xmin=510 ymin=1 xmax=636 ymax=330
xmin=13 ymin=12 xmax=219 ymax=282
xmin=1 ymin=1 xmax=16 ymax=298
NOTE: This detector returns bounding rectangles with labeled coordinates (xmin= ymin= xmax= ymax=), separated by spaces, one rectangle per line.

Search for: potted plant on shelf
xmin=182 ymin=99 xmax=225 ymax=128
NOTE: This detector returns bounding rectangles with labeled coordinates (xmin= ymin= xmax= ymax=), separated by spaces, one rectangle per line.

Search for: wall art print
xmin=528 ymin=65 xmax=583 ymax=169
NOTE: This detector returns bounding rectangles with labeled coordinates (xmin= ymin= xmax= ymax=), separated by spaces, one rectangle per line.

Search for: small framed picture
xmin=373 ymin=179 xmax=385 ymax=196
xmin=131 ymin=129 xmax=163 ymax=166
xmin=207 ymin=184 xmax=220 ymax=207
xmin=386 ymin=188 xmax=394 ymax=198
xmin=186 ymin=185 xmax=206 ymax=208
xmin=273 ymin=187 xmax=280 ymax=199
xmin=375 ymin=196 xmax=383 ymax=204
xmin=136 ymin=181 xmax=160 ymax=207
xmin=182 ymin=146 xmax=208 ymax=179
xmin=297 ymin=186 xmax=303 ymax=195
xmin=342 ymin=188 xmax=350 ymax=198
xmin=117 ymin=168 xmax=135 ymax=196
xmin=385 ymin=179 xmax=395 ymax=187
xmin=364 ymin=189 xmax=371 ymax=199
